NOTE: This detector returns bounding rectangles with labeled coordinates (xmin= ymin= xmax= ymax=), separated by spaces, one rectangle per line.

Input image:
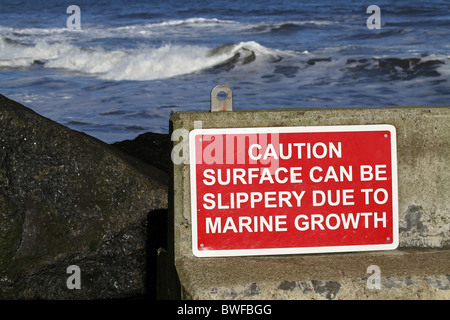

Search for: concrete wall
xmin=166 ymin=106 xmax=449 ymax=299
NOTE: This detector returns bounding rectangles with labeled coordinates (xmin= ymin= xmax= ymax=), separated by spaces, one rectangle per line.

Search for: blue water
xmin=1 ymin=0 xmax=449 ymax=142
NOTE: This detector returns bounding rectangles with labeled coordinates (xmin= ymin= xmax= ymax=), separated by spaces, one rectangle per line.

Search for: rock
xmin=0 ymin=94 xmax=168 ymax=299
xmin=112 ymin=132 xmax=171 ymax=174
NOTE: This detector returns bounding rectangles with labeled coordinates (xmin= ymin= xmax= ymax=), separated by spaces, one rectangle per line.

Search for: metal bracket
xmin=210 ymin=85 xmax=233 ymax=112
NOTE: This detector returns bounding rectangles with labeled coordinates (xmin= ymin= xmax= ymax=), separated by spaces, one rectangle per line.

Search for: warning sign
xmin=189 ymin=125 xmax=398 ymax=257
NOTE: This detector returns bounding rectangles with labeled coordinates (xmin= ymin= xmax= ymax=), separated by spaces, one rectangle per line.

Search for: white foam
xmin=0 ymin=38 xmax=71 ymax=67
xmin=0 ymin=17 xmax=331 ymax=48
xmin=109 ymin=17 xmax=238 ymax=38
xmin=147 ymin=17 xmax=234 ymax=27
xmin=437 ymin=59 xmax=450 ymax=77
xmin=98 ymin=44 xmax=229 ymax=81
xmin=97 ymin=41 xmax=292 ymax=80
xmin=0 ymin=34 xmax=294 ymax=80
xmin=0 ymin=17 xmax=242 ymax=51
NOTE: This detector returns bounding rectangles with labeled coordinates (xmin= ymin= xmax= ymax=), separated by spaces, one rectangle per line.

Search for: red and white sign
xmin=189 ymin=125 xmax=398 ymax=257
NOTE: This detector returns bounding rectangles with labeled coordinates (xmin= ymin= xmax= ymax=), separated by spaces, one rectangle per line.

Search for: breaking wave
xmin=0 ymin=37 xmax=293 ymax=81
xmin=0 ymin=17 xmax=448 ymax=82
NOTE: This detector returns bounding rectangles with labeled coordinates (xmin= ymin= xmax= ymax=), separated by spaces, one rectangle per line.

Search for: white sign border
xmin=189 ymin=124 xmax=398 ymax=257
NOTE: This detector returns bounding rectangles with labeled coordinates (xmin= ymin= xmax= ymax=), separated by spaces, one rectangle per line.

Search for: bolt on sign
xmin=189 ymin=125 xmax=398 ymax=257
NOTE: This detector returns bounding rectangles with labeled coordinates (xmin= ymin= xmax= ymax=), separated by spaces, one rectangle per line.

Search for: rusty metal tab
xmin=211 ymin=85 xmax=233 ymax=112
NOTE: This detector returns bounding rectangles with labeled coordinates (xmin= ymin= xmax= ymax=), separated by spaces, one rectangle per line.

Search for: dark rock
xmin=0 ymin=94 xmax=168 ymax=299
xmin=112 ymin=132 xmax=171 ymax=174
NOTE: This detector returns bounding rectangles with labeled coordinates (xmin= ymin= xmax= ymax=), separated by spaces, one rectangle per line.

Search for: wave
xmin=0 ymin=38 xmax=292 ymax=81
xmin=247 ymin=20 xmax=335 ymax=33
xmin=143 ymin=17 xmax=234 ymax=27
xmin=1 ymin=35 xmax=448 ymax=82
xmin=0 ymin=17 xmax=331 ymax=42
xmin=0 ymin=18 xmax=238 ymax=45
xmin=114 ymin=18 xmax=333 ymax=36
xmin=113 ymin=17 xmax=238 ymax=36
xmin=1 ymin=17 xmax=448 ymax=83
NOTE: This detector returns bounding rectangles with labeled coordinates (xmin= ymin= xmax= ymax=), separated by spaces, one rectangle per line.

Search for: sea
xmin=0 ymin=0 xmax=449 ymax=143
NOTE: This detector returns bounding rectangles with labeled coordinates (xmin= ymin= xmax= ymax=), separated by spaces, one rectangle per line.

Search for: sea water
xmin=0 ymin=0 xmax=449 ymax=142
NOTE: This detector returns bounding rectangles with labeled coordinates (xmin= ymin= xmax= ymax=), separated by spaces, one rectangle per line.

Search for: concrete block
xmin=167 ymin=106 xmax=450 ymax=299
xmin=176 ymin=249 xmax=449 ymax=300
